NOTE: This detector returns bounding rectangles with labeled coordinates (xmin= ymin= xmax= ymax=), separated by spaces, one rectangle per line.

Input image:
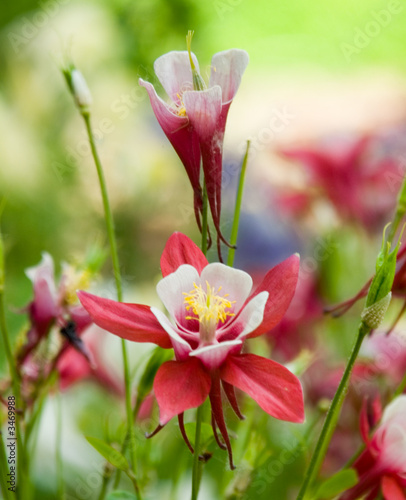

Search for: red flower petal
xmin=139 ymin=79 xmax=202 ymax=201
xmin=220 ymin=354 xmax=304 ymax=423
xmin=247 ymin=254 xmax=300 ymax=338
xmin=160 ymin=232 xmax=208 ymax=277
xmin=382 ymin=476 xmax=406 ymax=500
xmin=154 ymin=358 xmax=211 ymax=425
xmin=77 ymin=291 xmax=171 ymax=348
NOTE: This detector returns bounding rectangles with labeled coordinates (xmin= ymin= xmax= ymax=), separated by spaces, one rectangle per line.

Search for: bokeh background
xmin=1 ymin=0 xmax=406 ymax=498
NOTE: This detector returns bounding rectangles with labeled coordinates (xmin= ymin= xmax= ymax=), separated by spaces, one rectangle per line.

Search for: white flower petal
xmin=380 ymin=423 xmax=406 ymax=471
xmin=209 ymin=49 xmax=249 ymax=103
xmin=156 ymin=264 xmax=199 ymax=324
xmin=154 ymin=51 xmax=199 ymax=105
xmin=189 ymin=340 xmax=242 ymax=370
xmin=183 ymin=86 xmax=222 ymax=139
xmin=25 ymin=252 xmax=57 ymax=298
xmin=381 ymin=395 xmax=406 ymax=426
xmin=151 ymin=307 xmax=191 ymax=360
xmin=199 ymin=262 xmax=253 ymax=316
xmin=236 ymin=291 xmax=269 ymax=338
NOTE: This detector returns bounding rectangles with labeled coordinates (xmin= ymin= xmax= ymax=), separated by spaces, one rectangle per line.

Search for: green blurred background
xmin=1 ymin=0 xmax=406 ymax=315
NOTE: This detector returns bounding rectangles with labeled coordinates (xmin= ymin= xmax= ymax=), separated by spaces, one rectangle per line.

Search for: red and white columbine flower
xmin=19 ymin=253 xmax=92 ymax=365
xmin=78 ymin=233 xmax=304 ymax=468
xmin=340 ymin=396 xmax=406 ymax=500
xmin=139 ymin=48 xmax=249 ymax=251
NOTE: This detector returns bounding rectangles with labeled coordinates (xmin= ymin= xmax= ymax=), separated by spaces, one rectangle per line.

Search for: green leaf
xmin=183 ymin=422 xmax=213 ymax=448
xmin=86 ymin=436 xmax=129 ymax=471
xmin=106 ymin=492 xmax=137 ymax=500
xmin=136 ymin=347 xmax=173 ymax=403
xmin=314 ymin=469 xmax=358 ymax=499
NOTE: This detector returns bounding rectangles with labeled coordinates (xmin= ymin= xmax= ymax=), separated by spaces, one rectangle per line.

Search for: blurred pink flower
xmin=278 ymin=136 xmax=398 ymax=231
xmin=340 ymin=396 xmax=406 ymax=500
xmin=266 ymin=271 xmax=322 ymax=361
xmin=56 ymin=325 xmax=123 ymax=394
xmin=355 ymin=332 xmax=406 ymax=389
xmin=78 ymin=232 xmax=304 ymax=468
xmin=140 ymin=49 xmax=249 ymax=254
xmin=18 ymin=253 xmax=92 ymax=365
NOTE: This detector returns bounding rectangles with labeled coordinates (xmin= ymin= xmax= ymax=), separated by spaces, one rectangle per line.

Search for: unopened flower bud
xmin=62 ymin=65 xmax=92 ymax=111
xmin=71 ymin=69 xmax=92 ymax=109
xmin=365 ymin=225 xmax=402 ymax=309
xmin=361 ymin=292 xmax=392 ymax=329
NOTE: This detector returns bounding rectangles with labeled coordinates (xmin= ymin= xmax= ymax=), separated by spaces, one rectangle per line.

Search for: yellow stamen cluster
xmin=183 ymin=281 xmax=235 ymax=327
xmin=176 ymin=93 xmax=187 ymax=117
xmin=64 ymin=267 xmax=91 ymax=305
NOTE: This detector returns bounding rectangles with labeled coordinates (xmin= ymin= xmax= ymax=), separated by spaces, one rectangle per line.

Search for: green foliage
xmin=136 ymin=347 xmax=173 ymax=405
xmin=106 ymin=492 xmax=138 ymax=500
xmin=86 ymin=436 xmax=129 ymax=471
xmin=314 ymin=469 xmax=358 ymax=499
xmin=183 ymin=422 xmax=214 ymax=448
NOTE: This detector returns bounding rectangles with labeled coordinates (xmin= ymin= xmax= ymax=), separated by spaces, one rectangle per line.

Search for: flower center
xmin=176 ymin=93 xmax=187 ymax=117
xmin=64 ymin=267 xmax=91 ymax=305
xmin=183 ymin=281 xmax=235 ymax=343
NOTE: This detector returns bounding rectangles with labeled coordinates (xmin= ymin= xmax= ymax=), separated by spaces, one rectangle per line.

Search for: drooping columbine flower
xmin=139 ymin=38 xmax=249 ymax=253
xmin=78 ymin=232 xmax=304 ymax=468
xmin=340 ymin=396 xmax=406 ymax=500
xmin=18 ymin=253 xmax=92 ymax=365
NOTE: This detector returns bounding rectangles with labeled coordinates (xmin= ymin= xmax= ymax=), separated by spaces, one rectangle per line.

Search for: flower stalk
xmin=227 ymin=141 xmax=250 ymax=268
xmin=297 ymin=174 xmax=406 ymax=499
xmin=191 ymin=405 xmax=204 ymax=500
xmin=192 ymin=182 xmax=209 ymax=500
xmin=296 ymin=321 xmax=370 ymax=500
xmin=81 ymin=110 xmax=141 ymax=498
xmin=0 ymin=221 xmax=30 ymax=497
xmin=63 ymin=65 xmax=141 ymax=498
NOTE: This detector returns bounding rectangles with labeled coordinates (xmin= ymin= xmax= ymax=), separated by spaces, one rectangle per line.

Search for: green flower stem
xmin=191 ymin=405 xmax=204 ymax=500
xmin=393 ymin=371 xmax=406 ymax=398
xmin=190 ymin=186 xmax=210 ymax=500
xmin=82 ymin=113 xmax=123 ymax=301
xmin=0 ymin=289 xmax=29 ymax=498
xmin=111 ymin=397 xmax=144 ymax=490
xmin=81 ymin=112 xmax=141 ymax=499
xmin=0 ymin=292 xmax=20 ymax=391
xmin=296 ymin=321 xmax=370 ymax=500
xmin=227 ymin=141 xmax=250 ymax=268
xmin=56 ymin=389 xmax=65 ymax=500
xmin=97 ymin=467 xmax=112 ymax=500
